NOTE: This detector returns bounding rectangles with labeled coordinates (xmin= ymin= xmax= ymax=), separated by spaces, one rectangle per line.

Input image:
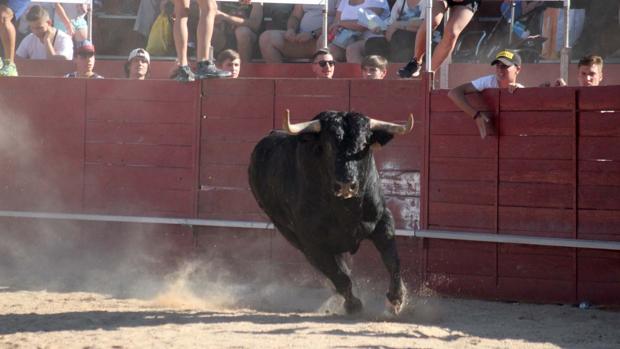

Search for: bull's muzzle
xmin=334 ymin=181 xmax=359 ymax=199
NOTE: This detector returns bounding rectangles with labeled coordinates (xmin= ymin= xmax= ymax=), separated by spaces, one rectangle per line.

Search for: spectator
xmin=0 ymin=0 xmax=30 ymax=76
xmin=328 ymin=0 xmax=390 ymax=63
xmin=384 ymin=0 xmax=424 ymax=62
xmin=361 ymin=54 xmax=387 ymax=79
xmin=125 ymin=48 xmax=151 ymax=79
xmin=399 ymin=0 xmax=480 ymax=78
xmin=259 ymin=2 xmax=338 ymax=63
xmin=64 ymin=39 xmax=103 ymax=79
xmin=134 ymin=0 xmax=161 ymax=42
xmin=547 ymin=54 xmax=605 ymax=87
xmin=213 ymin=1 xmax=262 ymax=63
xmin=447 ymin=49 xmax=523 ymax=139
xmin=311 ymin=48 xmax=335 ymax=79
xmin=576 ymin=55 xmax=604 ymax=87
xmin=16 ymin=5 xmax=73 ymax=60
xmin=171 ymin=0 xmax=231 ymax=82
xmin=54 ymin=2 xmax=89 ymax=42
xmin=216 ymin=48 xmax=241 ymax=78
xmin=145 ymin=0 xmax=175 ymax=56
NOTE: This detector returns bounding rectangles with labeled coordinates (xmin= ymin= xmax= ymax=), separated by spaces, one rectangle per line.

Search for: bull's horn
xmin=283 ymin=109 xmax=321 ymax=135
xmin=369 ymin=113 xmax=415 ymax=135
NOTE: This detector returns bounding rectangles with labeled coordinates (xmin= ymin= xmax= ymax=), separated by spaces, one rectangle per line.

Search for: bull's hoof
xmin=344 ymin=297 xmax=363 ymax=314
xmin=386 ymin=284 xmax=407 ymax=315
xmin=385 ymin=298 xmax=406 ymax=316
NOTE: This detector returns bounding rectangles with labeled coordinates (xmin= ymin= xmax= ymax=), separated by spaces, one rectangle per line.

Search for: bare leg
xmin=345 ymin=39 xmax=366 ymax=63
xmin=413 ymin=1 xmax=447 ymax=62
xmin=196 ymin=0 xmax=217 ymax=62
xmin=0 ymin=5 xmax=16 ymax=62
xmin=235 ymin=26 xmax=257 ymax=63
xmin=430 ymin=5 xmax=475 ymax=71
xmin=173 ymin=0 xmax=191 ymax=66
xmin=259 ymin=30 xmax=286 ymax=63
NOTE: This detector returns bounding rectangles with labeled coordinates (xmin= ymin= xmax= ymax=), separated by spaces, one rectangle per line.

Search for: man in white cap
xmin=448 ymin=49 xmax=524 ymax=139
xmin=125 ymin=47 xmax=150 ymax=80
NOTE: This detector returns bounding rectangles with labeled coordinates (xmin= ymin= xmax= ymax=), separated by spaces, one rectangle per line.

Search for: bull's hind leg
xmin=370 ymin=211 xmax=406 ymax=314
xmin=303 ymin=249 xmax=363 ymax=314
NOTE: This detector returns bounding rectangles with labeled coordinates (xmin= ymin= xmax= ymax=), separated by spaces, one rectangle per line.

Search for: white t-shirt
xmin=337 ymin=0 xmax=389 ymax=21
xmin=16 ymin=30 xmax=74 ymax=60
xmin=471 ymin=74 xmax=525 ymax=91
xmin=299 ymin=2 xmax=339 ymax=33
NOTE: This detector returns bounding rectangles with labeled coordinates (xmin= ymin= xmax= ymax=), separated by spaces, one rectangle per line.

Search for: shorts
xmin=0 ymin=0 xmax=31 ymax=20
xmin=445 ymin=0 xmax=480 ymax=13
xmin=55 ymin=17 xmax=88 ymax=34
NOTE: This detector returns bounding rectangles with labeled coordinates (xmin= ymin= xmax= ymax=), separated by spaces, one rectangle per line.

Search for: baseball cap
xmin=491 ymin=50 xmax=521 ymax=67
xmin=128 ymin=48 xmax=150 ymax=64
xmin=75 ymin=39 xmax=95 ymax=55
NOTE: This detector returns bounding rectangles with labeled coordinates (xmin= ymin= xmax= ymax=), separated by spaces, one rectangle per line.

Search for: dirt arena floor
xmin=1 ymin=260 xmax=619 ymax=349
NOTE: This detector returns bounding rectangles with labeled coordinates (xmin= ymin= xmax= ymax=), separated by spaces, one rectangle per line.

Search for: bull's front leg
xmin=370 ymin=210 xmax=406 ymax=314
xmin=302 ymin=248 xmax=363 ymax=314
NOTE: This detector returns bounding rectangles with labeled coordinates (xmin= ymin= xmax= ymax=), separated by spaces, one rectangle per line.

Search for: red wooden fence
xmin=0 ymin=76 xmax=618 ymax=305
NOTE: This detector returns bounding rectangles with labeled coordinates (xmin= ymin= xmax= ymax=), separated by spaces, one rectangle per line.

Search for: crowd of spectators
xmin=0 ymin=0 xmax=618 ymax=81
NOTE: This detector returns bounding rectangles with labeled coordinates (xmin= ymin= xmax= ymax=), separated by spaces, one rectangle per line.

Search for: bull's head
xmin=284 ymin=110 xmax=414 ymax=199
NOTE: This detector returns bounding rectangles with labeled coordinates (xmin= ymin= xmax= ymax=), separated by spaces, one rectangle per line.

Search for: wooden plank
xmin=201 ymin=141 xmax=256 ymax=166
xmin=85 ymin=143 xmax=194 ymax=168
xmin=430 ymin=89 xmax=498 ymax=113
xmin=498 ymin=207 xmax=574 ymax=237
xmin=430 ymin=135 xmax=497 ymax=159
xmin=201 ymin=117 xmax=273 ymax=142
xmin=578 ymin=85 xmax=620 ymax=110
xmin=499 ymin=182 xmax=573 ymax=209
xmin=275 ymin=79 xmax=350 ymax=97
xmin=430 ymin=158 xmax=496 ymax=181
xmin=380 ymin=171 xmax=421 ymax=197
xmin=498 ymin=246 xmax=574 ymax=280
xmin=202 ymin=95 xmax=274 ymax=119
xmin=86 ymin=121 xmax=194 ymax=145
xmin=375 ymin=145 xmax=422 ymax=170
xmin=499 ymin=136 xmax=572 ymax=160
xmin=497 ymin=278 xmax=575 ymax=304
xmin=86 ymin=79 xmax=197 ymax=102
xmin=579 ymin=160 xmax=620 ymax=186
xmin=499 ymin=159 xmax=572 ymax=184
xmin=194 ymin=226 xmax=272 ymax=261
xmin=429 ymin=180 xmax=495 ymax=205
xmin=84 ymin=186 xmax=194 ymax=216
xmin=274 ymin=96 xmax=350 ymax=121
xmin=579 ymin=186 xmax=620 ymax=210
xmin=578 ymin=253 xmax=620 ymax=282
xmin=429 ymin=202 xmax=495 ymax=230
xmin=499 ymin=111 xmax=573 ymax=136
xmin=578 ymin=210 xmax=620 ymax=241
xmin=578 ymin=282 xmax=620 ymax=305
xmin=386 ymin=196 xmax=420 ymax=230
xmin=579 ymin=137 xmax=620 ymax=161
xmin=427 ymin=246 xmax=496 ymax=275
xmin=85 ymin=164 xmax=194 ymax=191
xmin=579 ymin=111 xmax=620 ymax=137
xmin=430 ymin=111 xmax=483 ymax=136
xmin=426 ymin=273 xmax=498 ymax=299
xmin=500 ymin=87 xmax=575 ymax=111
xmin=87 ymin=99 xmax=196 ymax=123
xmin=198 ymin=188 xmax=264 ymax=216
xmin=200 ymin=164 xmax=249 ymax=189
xmin=203 ymin=78 xmax=274 ymax=96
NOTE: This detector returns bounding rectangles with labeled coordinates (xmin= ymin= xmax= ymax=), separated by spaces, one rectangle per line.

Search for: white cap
xmin=128 ymin=48 xmax=150 ymax=64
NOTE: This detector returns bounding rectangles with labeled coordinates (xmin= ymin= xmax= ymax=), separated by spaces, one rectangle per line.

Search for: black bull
xmin=248 ymin=110 xmax=414 ymax=314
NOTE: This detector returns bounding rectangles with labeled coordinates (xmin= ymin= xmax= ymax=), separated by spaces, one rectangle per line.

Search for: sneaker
xmin=0 ymin=60 xmax=18 ymax=77
xmin=172 ymin=65 xmax=195 ymax=82
xmin=398 ymin=58 xmax=421 ymax=78
xmin=195 ymin=60 xmax=231 ymax=79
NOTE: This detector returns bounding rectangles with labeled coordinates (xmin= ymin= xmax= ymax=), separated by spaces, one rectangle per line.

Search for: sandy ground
xmin=1 ymin=265 xmax=619 ymax=349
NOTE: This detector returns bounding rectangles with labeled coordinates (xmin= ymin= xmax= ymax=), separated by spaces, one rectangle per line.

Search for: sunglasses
xmin=315 ymin=60 xmax=336 ymax=68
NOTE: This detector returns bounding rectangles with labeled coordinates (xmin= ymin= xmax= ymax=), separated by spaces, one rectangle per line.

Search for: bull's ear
xmin=370 ymin=130 xmax=394 ymax=148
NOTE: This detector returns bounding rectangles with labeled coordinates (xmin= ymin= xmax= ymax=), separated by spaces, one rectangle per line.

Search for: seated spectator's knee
xmin=443 ymin=30 xmax=459 ymax=44
xmin=0 ymin=6 xmax=13 ymax=24
xmin=235 ymin=26 xmax=255 ymax=43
